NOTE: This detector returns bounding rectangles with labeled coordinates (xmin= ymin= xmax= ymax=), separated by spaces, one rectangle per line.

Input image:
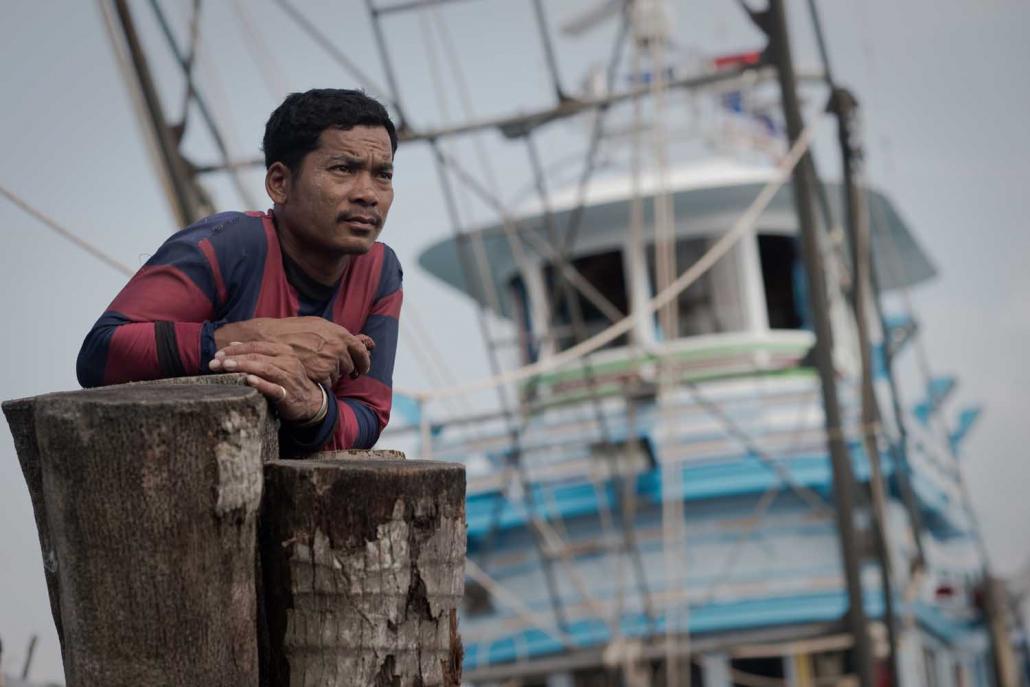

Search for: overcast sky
xmin=2 ymin=0 xmax=1028 ymax=681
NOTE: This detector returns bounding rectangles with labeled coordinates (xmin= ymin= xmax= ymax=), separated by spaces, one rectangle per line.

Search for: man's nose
xmin=349 ymin=172 xmax=378 ymax=206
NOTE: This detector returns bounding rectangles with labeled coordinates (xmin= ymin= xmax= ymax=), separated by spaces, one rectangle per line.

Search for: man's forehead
xmin=317 ymin=126 xmax=393 ymax=159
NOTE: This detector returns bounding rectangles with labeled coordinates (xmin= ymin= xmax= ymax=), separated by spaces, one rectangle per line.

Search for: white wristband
xmin=294 ymin=385 xmax=329 ymax=428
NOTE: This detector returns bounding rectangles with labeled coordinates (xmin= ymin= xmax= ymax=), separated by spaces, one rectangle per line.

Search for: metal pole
xmin=20 ymin=635 xmax=37 ymax=681
xmin=764 ymin=1 xmax=876 ymax=684
xmin=364 ymin=0 xmax=410 ymax=129
xmin=831 ymin=86 xmax=901 ymax=687
xmin=106 ymin=0 xmax=208 ymax=227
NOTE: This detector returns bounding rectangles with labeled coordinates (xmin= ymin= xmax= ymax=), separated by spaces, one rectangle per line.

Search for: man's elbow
xmin=76 ymin=324 xmax=117 ymax=388
xmin=76 ymin=339 xmax=104 ymax=388
xmin=364 ymin=426 xmax=384 ymax=450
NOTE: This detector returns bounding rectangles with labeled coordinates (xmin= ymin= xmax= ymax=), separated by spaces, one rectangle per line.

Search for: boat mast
xmin=98 ymin=0 xmax=210 ymax=227
xmin=831 ymin=85 xmax=903 ymax=687
xmin=760 ymin=1 xmax=876 ymax=684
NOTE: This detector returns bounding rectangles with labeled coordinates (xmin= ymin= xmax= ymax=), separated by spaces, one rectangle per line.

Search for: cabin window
xmin=542 ymin=249 xmax=629 ymax=351
xmin=590 ymin=436 xmax=656 ymax=478
xmin=649 ymin=658 xmax=705 ymax=685
xmin=646 ymin=237 xmax=747 ymax=339
xmin=811 ymin=649 xmax=849 ymax=681
xmin=731 ymin=656 xmax=785 ymax=685
xmin=758 ymin=233 xmax=807 ymax=329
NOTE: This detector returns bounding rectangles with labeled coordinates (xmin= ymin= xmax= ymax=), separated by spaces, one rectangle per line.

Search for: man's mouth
xmin=340 ymin=214 xmax=379 ymax=227
xmin=339 ymin=214 xmax=380 ymax=235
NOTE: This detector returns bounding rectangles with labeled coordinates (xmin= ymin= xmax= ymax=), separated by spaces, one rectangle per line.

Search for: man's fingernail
xmin=246 ymin=375 xmax=260 ymax=385
xmin=209 ymin=359 xmax=222 ymax=370
xmin=230 ymin=341 xmax=242 ymax=346
xmin=223 ymin=359 xmax=237 ymax=370
xmin=214 ymin=350 xmax=225 ymax=359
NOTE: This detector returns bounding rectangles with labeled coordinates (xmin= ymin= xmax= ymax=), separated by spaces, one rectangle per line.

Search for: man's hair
xmin=262 ymin=88 xmax=398 ymax=172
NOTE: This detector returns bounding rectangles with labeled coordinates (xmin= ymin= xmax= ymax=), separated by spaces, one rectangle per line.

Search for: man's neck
xmin=273 ymin=211 xmax=351 ymax=286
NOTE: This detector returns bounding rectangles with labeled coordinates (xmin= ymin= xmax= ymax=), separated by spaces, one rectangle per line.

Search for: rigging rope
xmin=420 ymin=8 xmax=653 ymax=641
xmin=230 ymin=0 xmax=290 ymax=101
xmin=1 ymin=183 xmax=134 ymax=277
xmin=272 ymin=0 xmax=391 ymax=106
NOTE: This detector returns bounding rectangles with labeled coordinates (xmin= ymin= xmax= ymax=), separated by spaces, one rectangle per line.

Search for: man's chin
xmin=330 ymin=235 xmax=378 ymax=255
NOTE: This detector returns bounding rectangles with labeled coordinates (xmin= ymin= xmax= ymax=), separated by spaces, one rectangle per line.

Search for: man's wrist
xmin=293 ymin=384 xmax=329 ymax=428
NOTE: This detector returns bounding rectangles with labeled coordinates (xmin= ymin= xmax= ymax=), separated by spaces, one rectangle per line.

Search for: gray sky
xmin=2 ymin=0 xmax=1028 ymax=681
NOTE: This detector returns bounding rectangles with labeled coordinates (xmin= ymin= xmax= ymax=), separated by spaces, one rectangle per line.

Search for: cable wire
xmin=1 ymin=183 xmax=134 ymax=277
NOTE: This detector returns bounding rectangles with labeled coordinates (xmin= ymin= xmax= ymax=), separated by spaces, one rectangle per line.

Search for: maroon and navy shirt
xmin=77 ymin=210 xmax=402 ymax=453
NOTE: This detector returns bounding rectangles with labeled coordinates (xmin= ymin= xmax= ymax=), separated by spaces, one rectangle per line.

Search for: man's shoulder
xmin=169 ymin=211 xmax=270 ymax=266
xmin=179 ymin=211 xmax=268 ymax=244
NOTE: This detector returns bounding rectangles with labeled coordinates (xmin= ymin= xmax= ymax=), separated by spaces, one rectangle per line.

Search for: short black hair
xmin=262 ymin=88 xmax=398 ymax=171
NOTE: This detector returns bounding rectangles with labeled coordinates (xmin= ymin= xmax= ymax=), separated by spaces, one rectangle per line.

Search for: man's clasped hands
xmin=208 ymin=317 xmax=374 ymax=424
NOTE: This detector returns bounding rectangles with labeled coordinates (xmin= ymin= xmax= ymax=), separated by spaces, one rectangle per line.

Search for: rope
xmin=804 ymin=0 xmax=836 ymax=87
xmin=175 ymin=0 xmax=203 ymax=129
xmin=1 ymin=183 xmax=134 ymax=277
xmin=464 ymin=557 xmax=574 ymax=650
xmin=271 ymin=0 xmax=391 ymax=106
xmin=530 ymin=0 xmax=567 ymax=101
xmin=424 ymin=8 xmax=658 ymax=640
xmin=230 ymin=0 xmax=290 ymax=101
xmin=413 ymin=13 xmax=565 ymax=620
xmin=407 ymin=117 xmax=822 ymax=402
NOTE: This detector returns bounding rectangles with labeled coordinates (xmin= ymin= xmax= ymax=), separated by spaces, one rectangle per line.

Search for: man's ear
xmin=265 ymin=162 xmax=291 ymax=205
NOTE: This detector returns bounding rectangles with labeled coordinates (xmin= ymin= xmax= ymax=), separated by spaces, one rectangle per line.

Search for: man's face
xmin=274 ymin=125 xmax=394 ymax=256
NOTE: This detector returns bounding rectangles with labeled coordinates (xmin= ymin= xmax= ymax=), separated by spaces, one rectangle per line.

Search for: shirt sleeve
xmin=76 ymin=230 xmax=223 ymax=387
xmin=324 ymin=247 xmax=403 ymax=450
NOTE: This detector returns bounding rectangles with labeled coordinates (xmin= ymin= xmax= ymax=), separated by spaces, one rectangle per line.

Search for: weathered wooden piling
xmin=3 ymin=383 xmax=267 ymax=687
xmin=260 ymin=455 xmax=466 ymax=686
xmin=4 ymin=376 xmax=467 ymax=687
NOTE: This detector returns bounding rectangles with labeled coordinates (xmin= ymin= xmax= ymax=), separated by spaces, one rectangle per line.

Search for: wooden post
xmin=260 ymin=455 xmax=466 ymax=686
xmin=3 ymin=397 xmax=67 ymax=653
xmin=3 ymin=383 xmax=267 ymax=687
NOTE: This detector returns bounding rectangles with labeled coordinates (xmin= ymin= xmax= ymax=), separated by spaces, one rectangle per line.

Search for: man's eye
xmin=332 ymin=164 xmax=354 ymax=173
xmin=378 ymin=171 xmax=394 ymax=181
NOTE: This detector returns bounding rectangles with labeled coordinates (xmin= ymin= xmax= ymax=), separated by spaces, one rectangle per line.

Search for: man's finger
xmin=216 ymin=352 xmax=288 ymax=371
xmin=357 ymin=334 xmax=376 ymax=352
xmin=243 ymin=373 xmax=288 ymax=403
xmin=346 ymin=339 xmax=372 ymax=376
xmin=214 ymin=341 xmax=291 ymax=359
xmin=217 ymin=354 xmax=292 ymax=384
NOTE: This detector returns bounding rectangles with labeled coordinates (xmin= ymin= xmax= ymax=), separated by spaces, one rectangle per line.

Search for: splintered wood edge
xmin=314 ymin=449 xmax=407 ymax=461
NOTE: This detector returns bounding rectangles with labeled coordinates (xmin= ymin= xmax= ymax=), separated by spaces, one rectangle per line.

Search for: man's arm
xmin=77 ymin=234 xmax=221 ymax=387
xmin=211 ymin=298 xmax=397 ymax=452
xmin=327 ymin=275 xmax=402 ymax=449
xmin=209 ymin=244 xmax=402 ymax=452
xmin=79 ymin=215 xmax=371 ymax=390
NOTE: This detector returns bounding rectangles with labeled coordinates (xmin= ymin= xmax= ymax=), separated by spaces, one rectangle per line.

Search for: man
xmin=77 ymin=89 xmax=402 ymax=453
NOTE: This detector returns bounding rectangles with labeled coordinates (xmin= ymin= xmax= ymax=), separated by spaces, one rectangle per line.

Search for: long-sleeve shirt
xmin=77 ymin=210 xmax=402 ymax=452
